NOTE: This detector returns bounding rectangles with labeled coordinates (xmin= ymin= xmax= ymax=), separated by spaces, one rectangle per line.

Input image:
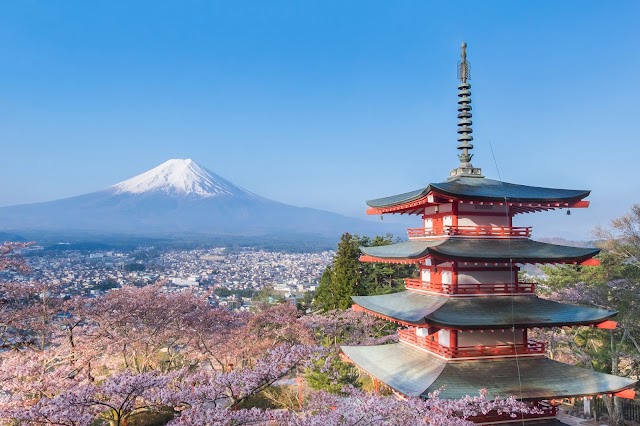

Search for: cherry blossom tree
xmin=13 ymin=370 xmax=178 ymax=426
xmin=166 ymin=387 xmax=537 ymax=426
xmin=0 ymin=248 xmax=541 ymax=426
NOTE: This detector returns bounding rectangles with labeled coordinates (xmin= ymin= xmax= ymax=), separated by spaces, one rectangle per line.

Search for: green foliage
xmin=213 ymin=287 xmax=254 ymax=298
xmin=124 ymin=263 xmax=146 ymax=272
xmin=296 ymin=291 xmax=315 ymax=312
xmin=305 ymin=356 xmax=360 ymax=394
xmin=359 ymin=234 xmax=416 ymax=295
xmin=95 ymin=279 xmax=119 ymax=291
xmin=252 ymin=286 xmax=286 ymax=304
xmin=314 ymin=233 xmax=417 ymax=311
xmin=332 ymin=233 xmax=362 ymax=300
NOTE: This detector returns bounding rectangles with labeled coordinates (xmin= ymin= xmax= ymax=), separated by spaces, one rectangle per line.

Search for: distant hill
xmin=521 ymin=237 xmax=597 ymax=277
xmin=535 ymin=237 xmax=596 ymax=248
xmin=0 ymin=232 xmax=26 ymax=242
xmin=0 ymin=159 xmax=398 ymax=242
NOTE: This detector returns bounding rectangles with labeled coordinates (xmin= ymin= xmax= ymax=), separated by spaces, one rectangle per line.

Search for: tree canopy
xmin=314 ymin=233 xmax=417 ymax=311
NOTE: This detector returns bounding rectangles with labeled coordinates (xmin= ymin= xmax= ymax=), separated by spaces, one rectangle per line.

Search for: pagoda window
xmin=424 ymin=204 xmax=453 ymax=215
xmin=442 ymin=271 xmax=452 ymax=285
xmin=416 ymin=327 xmax=429 ymax=338
xmin=424 ymin=217 xmax=433 ymax=229
xmin=457 ymin=215 xmax=510 ymax=228
xmin=458 ymin=329 xmax=524 ymax=347
xmin=458 ymin=204 xmax=508 ymax=214
xmin=437 ymin=329 xmax=452 ymax=347
xmin=457 ymin=270 xmax=512 ymax=285
xmin=420 ymin=269 xmax=430 ymax=282
xmin=443 ymin=215 xmax=453 ymax=227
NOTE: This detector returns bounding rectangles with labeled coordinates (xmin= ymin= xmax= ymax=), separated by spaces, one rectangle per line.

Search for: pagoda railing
xmin=398 ymin=328 xmax=545 ymax=358
xmin=407 ymin=225 xmax=531 ymax=238
xmin=405 ymin=278 xmax=536 ymax=295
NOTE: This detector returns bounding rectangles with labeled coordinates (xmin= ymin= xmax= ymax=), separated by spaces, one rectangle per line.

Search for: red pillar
xmin=452 ymin=262 xmax=458 ymax=294
xmin=452 ymin=202 xmax=459 ymax=229
xmin=450 ymin=330 xmax=458 ymax=349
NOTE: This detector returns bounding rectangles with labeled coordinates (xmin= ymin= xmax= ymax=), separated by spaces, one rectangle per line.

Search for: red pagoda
xmin=341 ymin=43 xmax=636 ymax=422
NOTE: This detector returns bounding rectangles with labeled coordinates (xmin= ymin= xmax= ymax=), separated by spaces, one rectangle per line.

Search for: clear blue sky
xmin=0 ymin=1 xmax=638 ymax=239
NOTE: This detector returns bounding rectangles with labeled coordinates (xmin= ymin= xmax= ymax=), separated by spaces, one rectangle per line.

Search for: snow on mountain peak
xmin=110 ymin=159 xmax=250 ymax=197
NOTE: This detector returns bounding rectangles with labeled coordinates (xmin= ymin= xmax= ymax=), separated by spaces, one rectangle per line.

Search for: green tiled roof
xmin=352 ymin=291 xmax=447 ymax=324
xmin=341 ymin=343 xmax=636 ymax=400
xmin=352 ymin=292 xmax=616 ymax=328
xmin=366 ymin=177 xmax=590 ymax=208
xmin=360 ymin=238 xmax=600 ymax=263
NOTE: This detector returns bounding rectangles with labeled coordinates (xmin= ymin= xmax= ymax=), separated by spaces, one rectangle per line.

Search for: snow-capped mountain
xmin=0 ymin=159 xmax=383 ymax=239
xmin=109 ymin=159 xmax=251 ymax=198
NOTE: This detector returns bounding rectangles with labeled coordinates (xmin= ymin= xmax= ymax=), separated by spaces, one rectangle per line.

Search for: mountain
xmin=0 ymin=159 xmax=389 ymax=240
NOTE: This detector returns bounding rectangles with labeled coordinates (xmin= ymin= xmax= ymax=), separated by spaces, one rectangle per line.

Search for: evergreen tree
xmin=314 ymin=233 xmax=417 ymax=311
xmin=314 ymin=266 xmax=336 ymax=311
xmin=315 ymin=233 xmax=361 ymax=311
xmin=360 ymin=234 xmax=417 ymax=295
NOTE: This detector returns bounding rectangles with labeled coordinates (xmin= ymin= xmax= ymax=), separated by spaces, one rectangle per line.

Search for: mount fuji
xmin=0 ymin=159 xmax=385 ymax=240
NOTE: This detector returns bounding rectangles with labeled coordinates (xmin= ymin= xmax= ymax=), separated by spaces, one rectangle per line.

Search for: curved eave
xmin=366 ymin=187 xmax=432 ymax=209
xmin=431 ymin=178 xmax=591 ymax=204
xmin=360 ymin=239 xmax=600 ymax=265
xmin=365 ymin=178 xmax=591 ymax=215
xmin=342 ymin=343 xmax=636 ymax=400
xmin=352 ymin=292 xmax=446 ymax=325
xmin=352 ymin=292 xmax=617 ymax=329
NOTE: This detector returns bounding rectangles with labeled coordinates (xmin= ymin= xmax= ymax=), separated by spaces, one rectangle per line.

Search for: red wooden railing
xmin=407 ymin=225 xmax=531 ymax=238
xmin=398 ymin=328 xmax=545 ymax=358
xmin=404 ymin=278 xmax=536 ymax=295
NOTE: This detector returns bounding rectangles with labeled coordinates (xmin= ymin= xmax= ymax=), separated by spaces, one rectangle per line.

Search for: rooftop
xmin=359 ymin=238 xmax=600 ymax=264
xmin=342 ymin=343 xmax=636 ymax=400
xmin=366 ymin=177 xmax=590 ymax=211
xmin=351 ymin=291 xmax=616 ymax=328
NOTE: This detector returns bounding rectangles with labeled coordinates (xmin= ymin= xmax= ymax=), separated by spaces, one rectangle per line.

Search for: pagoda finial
xmin=449 ymin=42 xmax=483 ymax=180
xmin=459 ymin=42 xmax=469 ymax=83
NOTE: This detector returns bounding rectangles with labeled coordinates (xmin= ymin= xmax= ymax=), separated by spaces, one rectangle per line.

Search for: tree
xmin=359 ymin=234 xmax=417 ymax=295
xmin=539 ymin=205 xmax=640 ymax=425
xmin=302 ymin=310 xmax=396 ymax=394
xmin=595 ymin=204 xmax=640 ymax=268
xmin=315 ymin=232 xmax=360 ymax=311
xmin=314 ymin=233 xmax=417 ymax=311
xmin=0 ymin=241 xmax=540 ymax=426
xmin=314 ymin=266 xmax=336 ymax=311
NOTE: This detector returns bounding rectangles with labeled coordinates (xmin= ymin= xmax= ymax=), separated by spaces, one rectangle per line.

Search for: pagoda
xmin=341 ymin=43 xmax=636 ymax=423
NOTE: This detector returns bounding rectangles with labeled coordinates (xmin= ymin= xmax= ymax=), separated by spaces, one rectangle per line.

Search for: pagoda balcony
xmin=398 ymin=328 xmax=545 ymax=358
xmin=407 ymin=225 xmax=531 ymax=239
xmin=404 ymin=278 xmax=536 ymax=295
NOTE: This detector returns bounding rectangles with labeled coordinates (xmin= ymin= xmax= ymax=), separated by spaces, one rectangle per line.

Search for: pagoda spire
xmin=449 ymin=42 xmax=483 ymax=179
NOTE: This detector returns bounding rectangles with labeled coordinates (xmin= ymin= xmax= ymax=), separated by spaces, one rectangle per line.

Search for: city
xmin=0 ymin=245 xmax=333 ymax=309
